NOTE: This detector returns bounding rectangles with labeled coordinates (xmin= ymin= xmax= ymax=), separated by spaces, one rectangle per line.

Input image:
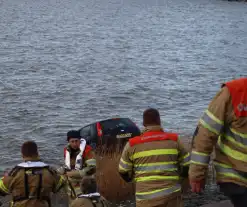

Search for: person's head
xmin=21 ymin=141 xmax=39 ymax=159
xmin=80 ymin=176 xmax=97 ymax=194
xmin=143 ymin=108 xmax=161 ymax=127
xmin=67 ymin=130 xmax=81 ymax=150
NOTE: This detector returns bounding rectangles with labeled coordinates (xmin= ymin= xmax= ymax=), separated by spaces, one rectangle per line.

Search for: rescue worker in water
xmin=71 ymin=176 xmax=109 ymax=207
xmin=118 ymin=108 xmax=190 ymax=207
xmin=0 ymin=141 xmax=66 ymax=207
xmin=189 ymin=77 xmax=247 ymax=207
xmin=62 ymin=130 xmax=96 ymax=204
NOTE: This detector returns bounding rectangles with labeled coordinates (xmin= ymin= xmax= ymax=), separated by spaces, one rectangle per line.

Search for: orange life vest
xmin=129 ymin=131 xmax=178 ymax=147
xmin=224 ymin=77 xmax=247 ymax=118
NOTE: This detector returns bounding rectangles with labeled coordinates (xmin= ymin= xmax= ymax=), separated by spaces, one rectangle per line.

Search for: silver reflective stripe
xmin=136 ymin=184 xmax=181 ymax=200
xmin=214 ymin=162 xmax=247 ymax=182
xmin=225 ymin=128 xmax=247 ymax=146
xmin=135 ymin=164 xmax=177 ymax=172
xmin=191 ymin=151 xmax=210 ymax=165
xmin=119 ymin=161 xmax=132 ymax=170
xmin=200 ymin=111 xmax=224 ymax=134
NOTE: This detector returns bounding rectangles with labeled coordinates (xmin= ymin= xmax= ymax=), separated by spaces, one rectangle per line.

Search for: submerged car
xmin=78 ymin=117 xmax=141 ymax=149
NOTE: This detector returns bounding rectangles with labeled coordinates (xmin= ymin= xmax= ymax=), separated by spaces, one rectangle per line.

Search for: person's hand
xmin=190 ymin=180 xmax=205 ymax=193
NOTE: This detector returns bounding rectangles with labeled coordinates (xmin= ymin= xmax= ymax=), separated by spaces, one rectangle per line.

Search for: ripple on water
xmin=0 ymin=0 xmax=247 ymax=171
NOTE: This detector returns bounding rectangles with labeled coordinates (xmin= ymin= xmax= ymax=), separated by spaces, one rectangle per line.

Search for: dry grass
xmin=95 ymin=137 xmax=135 ymax=202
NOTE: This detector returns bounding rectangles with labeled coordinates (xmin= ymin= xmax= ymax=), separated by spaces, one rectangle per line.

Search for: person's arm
xmin=80 ymin=145 xmax=96 ymax=177
xmin=0 ymin=175 xmax=12 ymax=196
xmin=189 ymin=87 xmax=231 ymax=190
xmin=49 ymin=167 xmax=67 ymax=193
xmin=177 ymin=138 xmax=190 ymax=178
xmin=118 ymin=142 xmax=133 ymax=183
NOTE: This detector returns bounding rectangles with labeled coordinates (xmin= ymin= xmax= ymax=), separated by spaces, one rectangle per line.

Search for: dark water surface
xmin=0 ymin=0 xmax=247 ymax=205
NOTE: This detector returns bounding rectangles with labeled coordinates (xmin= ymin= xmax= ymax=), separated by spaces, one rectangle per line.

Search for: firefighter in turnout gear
xmin=0 ymin=141 xmax=66 ymax=207
xmin=118 ymin=108 xmax=190 ymax=207
xmin=71 ymin=176 xmax=109 ymax=207
xmin=62 ymin=130 xmax=96 ymax=205
xmin=189 ymin=78 xmax=247 ymax=207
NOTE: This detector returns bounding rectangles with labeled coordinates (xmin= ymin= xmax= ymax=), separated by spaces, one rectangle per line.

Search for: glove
xmin=190 ymin=180 xmax=205 ymax=193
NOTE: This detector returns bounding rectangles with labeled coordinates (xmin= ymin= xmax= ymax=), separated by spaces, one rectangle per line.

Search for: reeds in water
xmin=95 ymin=136 xmax=135 ymax=203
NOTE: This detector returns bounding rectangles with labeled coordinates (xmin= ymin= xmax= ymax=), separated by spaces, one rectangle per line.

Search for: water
xmin=0 ymin=0 xmax=246 ymax=205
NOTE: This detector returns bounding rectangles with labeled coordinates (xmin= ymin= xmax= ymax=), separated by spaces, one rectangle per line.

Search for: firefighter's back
xmin=130 ymin=139 xmax=181 ymax=196
xmin=9 ymin=165 xmax=63 ymax=207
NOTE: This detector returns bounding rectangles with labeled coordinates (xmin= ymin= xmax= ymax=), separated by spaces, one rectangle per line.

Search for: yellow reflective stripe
xmin=131 ymin=149 xmax=178 ymax=160
xmin=182 ymin=161 xmax=190 ymax=166
xmin=56 ymin=176 xmax=65 ymax=191
xmin=217 ymin=172 xmax=247 ymax=182
xmin=192 ymin=151 xmax=209 ymax=156
xmin=136 ymin=184 xmax=181 ymax=200
xmin=217 ymin=136 xmax=247 ymax=162
xmin=135 ymin=175 xmax=179 ymax=182
xmin=214 ymin=161 xmax=247 ymax=183
xmin=181 ymin=153 xmax=190 ymax=160
xmin=85 ymin=159 xmax=96 ymax=166
xmin=120 ymin=158 xmax=132 ymax=166
xmin=0 ymin=179 xmax=9 ymax=193
xmin=136 ymin=161 xmax=177 ymax=167
xmin=224 ymin=134 xmax=246 ymax=149
xmin=213 ymin=161 xmax=231 ymax=169
xmin=180 ymin=153 xmax=190 ymax=166
xmin=231 ymin=128 xmax=247 ymax=138
xmin=205 ymin=110 xmax=224 ymax=125
xmin=191 ymin=161 xmax=208 ymax=166
xmin=119 ymin=165 xmax=130 ymax=172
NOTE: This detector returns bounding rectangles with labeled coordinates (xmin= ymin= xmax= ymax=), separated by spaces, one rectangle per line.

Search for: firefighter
xmin=189 ymin=77 xmax=247 ymax=207
xmin=118 ymin=108 xmax=190 ymax=207
xmin=0 ymin=141 xmax=66 ymax=207
xmin=71 ymin=176 xmax=109 ymax=207
xmin=62 ymin=130 xmax=96 ymax=204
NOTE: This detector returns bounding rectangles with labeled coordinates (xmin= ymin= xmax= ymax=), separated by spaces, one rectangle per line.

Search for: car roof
xmin=78 ymin=118 xmax=135 ymax=130
xmin=93 ymin=117 xmax=131 ymax=125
